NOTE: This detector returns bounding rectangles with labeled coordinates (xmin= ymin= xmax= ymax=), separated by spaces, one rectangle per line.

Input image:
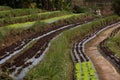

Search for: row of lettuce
xmin=75 ymin=62 xmax=97 ymax=80
xmin=24 ymin=15 xmax=120 ymax=80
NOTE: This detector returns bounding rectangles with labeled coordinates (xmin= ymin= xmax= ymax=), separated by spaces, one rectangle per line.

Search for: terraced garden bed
xmin=0 ymin=13 xmax=93 ymax=50
xmin=24 ymin=15 xmax=120 ymax=80
xmin=0 ymin=6 xmax=120 ymax=80
xmin=0 ymin=11 xmax=71 ymax=26
xmin=99 ymin=27 xmax=120 ymax=71
xmin=0 ymin=12 xmax=95 ymax=79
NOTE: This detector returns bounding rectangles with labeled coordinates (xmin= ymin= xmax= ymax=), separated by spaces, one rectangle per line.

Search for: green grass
xmin=24 ymin=15 xmax=120 ymax=80
xmin=1 ymin=14 xmax=76 ymax=29
xmin=42 ymin=14 xmax=79 ymax=23
xmin=24 ymin=34 xmax=73 ymax=80
xmin=0 ymin=11 xmax=71 ymax=26
xmin=106 ymin=32 xmax=120 ymax=58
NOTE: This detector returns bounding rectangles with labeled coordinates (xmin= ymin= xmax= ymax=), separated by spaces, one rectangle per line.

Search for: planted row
xmin=75 ymin=62 xmax=97 ymax=80
xmin=0 ymin=8 xmax=43 ymax=18
xmin=0 ymin=11 xmax=71 ymax=27
xmin=24 ymin=15 xmax=120 ymax=80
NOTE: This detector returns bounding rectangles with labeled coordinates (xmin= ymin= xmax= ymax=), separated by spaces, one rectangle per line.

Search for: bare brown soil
xmin=85 ymin=24 xmax=120 ymax=80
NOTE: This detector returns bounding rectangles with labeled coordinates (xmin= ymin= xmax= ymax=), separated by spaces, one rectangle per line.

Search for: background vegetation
xmin=0 ymin=0 xmax=71 ymax=11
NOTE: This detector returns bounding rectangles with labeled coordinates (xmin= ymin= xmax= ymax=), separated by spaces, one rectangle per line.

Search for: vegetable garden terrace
xmin=0 ymin=0 xmax=120 ymax=80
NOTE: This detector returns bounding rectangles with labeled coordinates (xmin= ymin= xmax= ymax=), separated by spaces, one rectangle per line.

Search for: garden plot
xmin=24 ymin=15 xmax=120 ymax=80
xmin=0 ymin=13 xmax=95 ymax=80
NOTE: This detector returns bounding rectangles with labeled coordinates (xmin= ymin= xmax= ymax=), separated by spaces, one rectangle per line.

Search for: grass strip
xmin=0 ymin=11 xmax=71 ymax=27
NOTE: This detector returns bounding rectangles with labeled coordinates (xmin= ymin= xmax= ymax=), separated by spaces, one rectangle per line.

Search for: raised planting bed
xmin=99 ymin=27 xmax=120 ymax=71
xmin=0 ymin=11 xmax=71 ymax=27
xmin=72 ymin=17 xmax=120 ymax=80
xmin=75 ymin=62 xmax=97 ymax=80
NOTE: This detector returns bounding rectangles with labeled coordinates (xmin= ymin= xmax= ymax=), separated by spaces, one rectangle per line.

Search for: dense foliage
xmin=0 ymin=0 xmax=71 ymax=11
xmin=112 ymin=0 xmax=120 ymax=16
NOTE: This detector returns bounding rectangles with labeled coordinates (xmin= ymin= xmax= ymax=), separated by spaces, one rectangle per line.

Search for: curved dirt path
xmin=85 ymin=24 xmax=120 ymax=80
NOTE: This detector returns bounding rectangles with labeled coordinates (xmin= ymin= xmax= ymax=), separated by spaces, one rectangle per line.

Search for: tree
xmin=112 ymin=0 xmax=120 ymax=16
xmin=0 ymin=0 xmax=72 ymax=11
